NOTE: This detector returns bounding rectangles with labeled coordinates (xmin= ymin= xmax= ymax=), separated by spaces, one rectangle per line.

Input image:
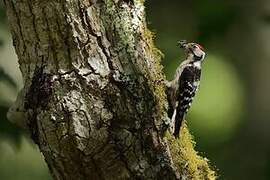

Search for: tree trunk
xmin=4 ymin=0 xmax=215 ymax=179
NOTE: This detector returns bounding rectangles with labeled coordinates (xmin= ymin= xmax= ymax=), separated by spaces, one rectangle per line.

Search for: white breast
xmin=193 ymin=81 xmax=200 ymax=87
xmin=193 ymin=61 xmax=201 ymax=68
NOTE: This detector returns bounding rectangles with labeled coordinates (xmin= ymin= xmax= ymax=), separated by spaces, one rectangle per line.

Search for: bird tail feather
xmin=173 ymin=111 xmax=184 ymax=138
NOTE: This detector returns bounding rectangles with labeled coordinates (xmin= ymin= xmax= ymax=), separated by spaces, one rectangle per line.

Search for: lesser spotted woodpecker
xmin=166 ymin=40 xmax=206 ymax=138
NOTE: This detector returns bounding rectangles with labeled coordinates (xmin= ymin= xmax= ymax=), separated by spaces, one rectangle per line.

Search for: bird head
xmin=178 ymin=40 xmax=206 ymax=61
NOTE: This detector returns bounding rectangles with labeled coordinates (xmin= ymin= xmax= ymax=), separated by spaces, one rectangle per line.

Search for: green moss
xmin=102 ymin=2 xmax=217 ymax=178
xmin=134 ymin=0 xmax=145 ymax=5
xmin=140 ymin=7 xmax=165 ymax=116
xmin=142 ymin=11 xmax=217 ymax=179
xmin=141 ymin=24 xmax=168 ymax=129
xmin=165 ymin=122 xmax=217 ymax=180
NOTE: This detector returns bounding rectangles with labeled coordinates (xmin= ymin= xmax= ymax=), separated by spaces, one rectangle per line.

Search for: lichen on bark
xmin=4 ymin=0 xmax=216 ymax=179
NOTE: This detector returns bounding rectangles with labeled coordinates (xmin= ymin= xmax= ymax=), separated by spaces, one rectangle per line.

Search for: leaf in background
xmin=262 ymin=14 xmax=270 ymax=24
xmin=0 ymin=2 xmax=6 ymax=23
xmin=194 ymin=0 xmax=238 ymax=43
xmin=0 ymin=38 xmax=3 ymax=47
xmin=0 ymin=66 xmax=17 ymax=89
xmin=0 ymin=105 xmax=23 ymax=148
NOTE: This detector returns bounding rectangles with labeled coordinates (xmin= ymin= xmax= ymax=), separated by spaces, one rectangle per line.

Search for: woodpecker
xmin=166 ymin=40 xmax=206 ymax=138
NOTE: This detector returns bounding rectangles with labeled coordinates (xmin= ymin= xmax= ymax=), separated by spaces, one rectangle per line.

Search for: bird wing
xmin=173 ymin=65 xmax=200 ymax=137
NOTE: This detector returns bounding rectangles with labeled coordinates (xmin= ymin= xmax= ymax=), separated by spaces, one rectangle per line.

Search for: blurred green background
xmin=1 ymin=0 xmax=270 ymax=179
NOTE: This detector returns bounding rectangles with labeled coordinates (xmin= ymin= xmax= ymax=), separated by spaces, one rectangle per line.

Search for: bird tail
xmin=173 ymin=111 xmax=184 ymax=138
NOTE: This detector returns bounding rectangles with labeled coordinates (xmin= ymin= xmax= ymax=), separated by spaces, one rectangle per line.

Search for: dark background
xmin=0 ymin=0 xmax=270 ymax=179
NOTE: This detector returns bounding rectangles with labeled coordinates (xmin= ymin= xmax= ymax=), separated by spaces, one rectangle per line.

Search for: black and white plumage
xmin=166 ymin=40 xmax=206 ymax=138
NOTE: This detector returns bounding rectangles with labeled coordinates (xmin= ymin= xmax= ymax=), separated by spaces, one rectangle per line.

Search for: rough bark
xmin=4 ymin=0 xmax=216 ymax=179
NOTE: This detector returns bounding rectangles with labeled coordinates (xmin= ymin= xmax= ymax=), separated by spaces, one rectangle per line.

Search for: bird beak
xmin=178 ymin=40 xmax=193 ymax=53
